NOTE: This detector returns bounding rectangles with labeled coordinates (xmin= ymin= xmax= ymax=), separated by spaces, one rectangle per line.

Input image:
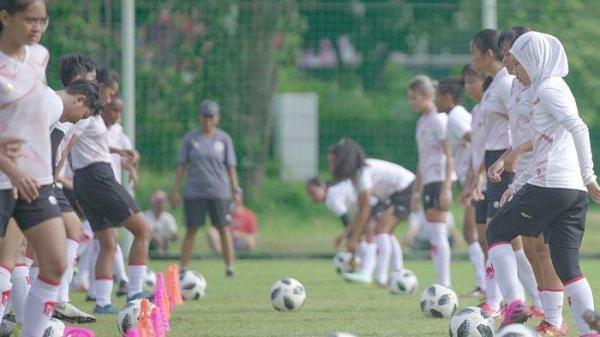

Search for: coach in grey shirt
xmin=172 ymin=100 xmax=241 ymax=277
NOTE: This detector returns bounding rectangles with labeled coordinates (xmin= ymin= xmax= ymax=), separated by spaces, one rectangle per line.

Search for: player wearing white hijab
xmin=486 ymin=32 xmax=600 ymax=336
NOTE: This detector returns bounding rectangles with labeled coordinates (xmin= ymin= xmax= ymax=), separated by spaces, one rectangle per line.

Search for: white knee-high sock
xmin=28 ymin=266 xmax=39 ymax=281
xmin=468 ymin=242 xmax=486 ymax=291
xmin=485 ymin=259 xmax=502 ymax=310
xmin=540 ymin=288 xmax=564 ymax=327
xmin=428 ymin=222 xmax=451 ymax=287
xmin=94 ymin=278 xmax=113 ymax=307
xmin=114 ymin=245 xmax=129 ymax=284
xmin=565 ymin=277 xmax=597 ymax=335
xmin=58 ymin=239 xmax=79 ymax=303
xmin=359 ymin=242 xmax=376 ymax=277
xmin=514 ymin=248 xmax=542 ymax=308
xmin=127 ymin=265 xmax=146 ymax=297
xmin=356 ymin=241 xmax=368 ymax=263
xmin=374 ymin=234 xmax=391 ymax=285
xmin=10 ymin=264 xmax=31 ymax=324
xmin=0 ymin=266 xmax=12 ymax=320
xmin=21 ymin=277 xmax=59 ymax=337
xmin=488 ymin=243 xmax=524 ymax=303
xmin=389 ymin=234 xmax=404 ymax=272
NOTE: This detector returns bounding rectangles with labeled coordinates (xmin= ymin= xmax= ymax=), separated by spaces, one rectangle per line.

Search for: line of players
xmin=0 ymin=1 xmax=156 ymax=335
xmin=306 ymin=26 xmax=600 ymax=337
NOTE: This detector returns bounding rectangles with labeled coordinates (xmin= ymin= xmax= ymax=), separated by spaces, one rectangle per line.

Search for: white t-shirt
xmin=481 ymin=67 xmax=513 ymax=151
xmin=0 ymin=44 xmax=52 ymax=189
xmin=515 ymin=77 xmax=589 ymax=191
xmin=508 ymin=79 xmax=535 ymax=174
xmin=416 ymin=109 xmax=448 ymax=184
xmin=447 ymin=105 xmax=472 ymax=183
xmin=71 ymin=116 xmax=113 ymax=170
xmin=325 ymin=180 xmax=357 ymax=217
xmin=106 ymin=123 xmax=132 ymax=184
xmin=470 ymin=103 xmax=487 ymax=191
xmin=354 ymin=158 xmax=415 ymax=201
xmin=144 ymin=210 xmax=178 ymax=238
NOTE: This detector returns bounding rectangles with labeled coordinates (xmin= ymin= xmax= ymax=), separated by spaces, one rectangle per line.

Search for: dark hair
xmin=462 ymin=63 xmax=486 ymax=80
xmin=438 ymin=78 xmax=464 ymax=105
xmin=0 ymin=0 xmax=48 ymax=33
xmin=482 ymin=77 xmax=493 ymax=91
xmin=328 ymin=138 xmax=366 ymax=182
xmin=59 ymin=54 xmax=97 ymax=86
xmin=305 ymin=177 xmax=326 ymax=188
xmin=64 ymin=80 xmax=103 ymax=116
xmin=498 ymin=26 xmax=531 ymax=50
xmin=472 ymin=29 xmax=502 ymax=61
xmin=96 ymin=66 xmax=119 ymax=88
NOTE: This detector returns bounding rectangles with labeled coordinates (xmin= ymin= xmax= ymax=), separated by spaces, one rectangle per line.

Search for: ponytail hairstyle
xmin=328 ymin=138 xmax=367 ymax=182
xmin=472 ymin=29 xmax=502 ymax=61
xmin=0 ymin=0 xmax=48 ymax=33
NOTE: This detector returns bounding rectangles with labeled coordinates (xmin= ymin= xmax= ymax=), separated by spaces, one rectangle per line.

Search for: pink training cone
xmin=140 ymin=299 xmax=156 ymax=337
xmin=153 ymin=285 xmax=170 ymax=332
xmin=126 ymin=328 xmax=140 ymax=337
xmin=64 ymin=326 xmax=96 ymax=337
xmin=151 ymin=307 xmax=165 ymax=337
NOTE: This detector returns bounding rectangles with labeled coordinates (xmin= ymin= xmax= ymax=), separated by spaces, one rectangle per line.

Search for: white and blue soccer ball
xmin=333 ymin=251 xmax=360 ymax=274
xmin=180 ymin=270 xmax=207 ymax=300
xmin=270 ymin=277 xmax=306 ymax=311
xmin=449 ymin=306 xmax=495 ymax=337
xmin=116 ymin=299 xmax=157 ymax=336
xmin=43 ymin=318 xmax=65 ymax=337
xmin=389 ymin=269 xmax=418 ymax=295
xmin=420 ymin=284 xmax=458 ymax=318
xmin=496 ymin=324 xmax=540 ymax=337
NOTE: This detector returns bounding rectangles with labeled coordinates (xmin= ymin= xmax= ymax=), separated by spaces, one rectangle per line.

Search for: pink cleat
xmin=530 ymin=306 xmax=545 ymax=319
xmin=500 ymin=300 xmax=532 ymax=328
xmin=479 ymin=302 xmax=500 ymax=318
xmin=536 ymin=320 xmax=568 ymax=336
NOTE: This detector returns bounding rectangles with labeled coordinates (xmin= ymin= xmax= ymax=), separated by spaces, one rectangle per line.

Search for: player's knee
xmin=99 ymin=237 xmax=118 ymax=255
xmin=42 ymin=255 xmax=67 ymax=280
xmin=549 ymin=244 xmax=582 ymax=283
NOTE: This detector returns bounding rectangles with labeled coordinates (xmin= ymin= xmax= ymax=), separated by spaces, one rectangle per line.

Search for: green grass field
xmin=68 ymin=258 xmax=600 ymax=337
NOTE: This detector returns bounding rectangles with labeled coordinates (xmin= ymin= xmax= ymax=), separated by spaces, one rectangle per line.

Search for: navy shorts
xmin=372 ymin=183 xmax=414 ymax=221
xmin=0 ymin=185 xmax=62 ymax=236
xmin=74 ymin=163 xmax=141 ymax=232
xmin=53 ymin=184 xmax=74 ymax=213
xmin=485 ymin=150 xmax=514 ymax=218
xmin=471 ymin=192 xmax=487 ymax=225
xmin=422 ymin=182 xmax=443 ymax=210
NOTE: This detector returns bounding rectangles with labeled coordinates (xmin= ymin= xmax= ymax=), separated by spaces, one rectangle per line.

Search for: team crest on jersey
xmin=214 ymin=141 xmax=225 ymax=153
xmin=48 ymin=195 xmax=57 ymax=206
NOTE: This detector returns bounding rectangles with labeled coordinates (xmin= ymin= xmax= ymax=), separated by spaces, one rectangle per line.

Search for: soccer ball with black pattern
xmin=43 ymin=318 xmax=65 ymax=337
xmin=333 ymin=251 xmax=360 ymax=274
xmin=116 ymin=299 xmax=157 ymax=336
xmin=420 ymin=284 xmax=458 ymax=318
xmin=0 ymin=313 xmax=16 ymax=337
xmin=143 ymin=269 xmax=157 ymax=293
xmin=496 ymin=323 xmax=540 ymax=337
xmin=270 ymin=277 xmax=306 ymax=311
xmin=180 ymin=270 xmax=207 ymax=300
xmin=389 ymin=269 xmax=418 ymax=295
xmin=449 ymin=306 xmax=495 ymax=337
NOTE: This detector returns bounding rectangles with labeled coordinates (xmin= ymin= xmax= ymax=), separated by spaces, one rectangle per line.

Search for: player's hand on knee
xmin=586 ymin=181 xmax=600 ymax=204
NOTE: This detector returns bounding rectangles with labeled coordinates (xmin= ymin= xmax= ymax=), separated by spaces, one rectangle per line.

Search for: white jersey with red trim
xmin=0 ymin=44 xmax=51 ymax=189
xmin=71 ymin=116 xmax=113 ymax=170
xmin=481 ymin=67 xmax=513 ymax=151
xmin=447 ymin=105 xmax=472 ymax=183
xmin=508 ymin=79 xmax=535 ymax=175
xmin=470 ymin=103 xmax=487 ymax=191
xmin=416 ymin=109 xmax=448 ymax=184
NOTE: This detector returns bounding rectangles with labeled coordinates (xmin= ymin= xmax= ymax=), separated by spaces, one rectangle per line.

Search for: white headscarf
xmin=509 ymin=32 xmax=568 ymax=88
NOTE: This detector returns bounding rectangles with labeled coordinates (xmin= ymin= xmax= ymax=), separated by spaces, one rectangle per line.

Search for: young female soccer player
xmin=436 ymin=77 xmax=486 ymax=295
xmin=0 ymin=1 xmax=70 ymax=335
xmin=172 ymin=100 xmax=241 ymax=277
xmin=486 ymin=31 xmax=600 ymax=336
xmin=407 ymin=75 xmax=453 ymax=287
xmin=470 ymin=29 xmax=541 ymax=316
xmin=328 ymin=139 xmax=415 ymax=286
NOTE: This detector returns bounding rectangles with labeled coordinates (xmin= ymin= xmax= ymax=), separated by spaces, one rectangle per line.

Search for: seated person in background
xmin=208 ymin=191 xmax=258 ymax=255
xmin=403 ymin=210 xmax=460 ymax=251
xmin=144 ymin=190 xmax=179 ymax=257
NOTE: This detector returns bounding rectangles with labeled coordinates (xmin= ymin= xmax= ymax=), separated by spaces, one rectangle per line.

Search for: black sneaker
xmin=53 ymin=302 xmax=97 ymax=324
xmin=116 ymin=280 xmax=129 ymax=298
xmin=225 ymin=269 xmax=235 ymax=278
xmin=85 ymin=295 xmax=96 ymax=302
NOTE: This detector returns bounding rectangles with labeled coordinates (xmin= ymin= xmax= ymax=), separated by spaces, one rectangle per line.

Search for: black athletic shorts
xmin=74 ymin=162 xmax=141 ymax=232
xmin=485 ymin=149 xmax=514 ymax=218
xmin=423 ymin=182 xmax=443 ymax=210
xmin=0 ymin=185 xmax=61 ymax=236
xmin=372 ymin=182 xmax=414 ymax=221
xmin=53 ymin=184 xmax=74 ymax=213
xmin=184 ymin=198 xmax=231 ymax=228
xmin=62 ymin=187 xmax=84 ymax=218
xmin=471 ymin=192 xmax=487 ymax=225
xmin=487 ymin=184 xmax=588 ymax=249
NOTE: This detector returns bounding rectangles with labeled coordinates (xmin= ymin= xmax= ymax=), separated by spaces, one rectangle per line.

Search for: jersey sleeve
xmin=325 ymin=190 xmax=349 ymax=217
xmin=176 ymin=134 xmax=191 ymax=165
xmin=449 ymin=111 xmax=471 ymax=140
xmin=434 ymin=114 xmax=448 ymax=142
xmin=223 ymin=133 xmax=238 ymax=168
xmin=354 ymin=168 xmax=373 ymax=194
